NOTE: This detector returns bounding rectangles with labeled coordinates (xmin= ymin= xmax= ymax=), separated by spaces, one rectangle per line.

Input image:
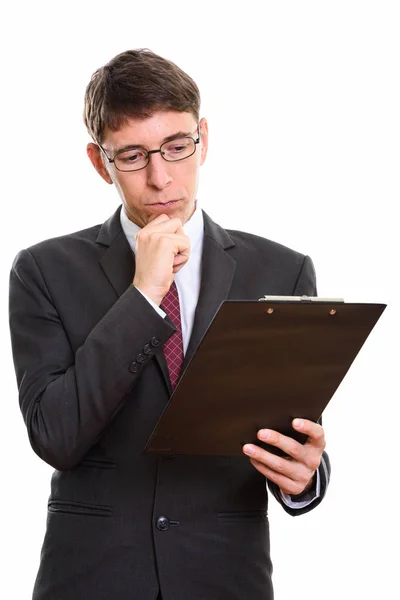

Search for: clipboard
xmin=144 ymin=297 xmax=386 ymax=456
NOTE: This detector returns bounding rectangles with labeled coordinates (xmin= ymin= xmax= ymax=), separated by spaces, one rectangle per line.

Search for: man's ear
xmin=87 ymin=143 xmax=114 ymax=184
xmin=199 ymin=117 xmax=209 ymax=165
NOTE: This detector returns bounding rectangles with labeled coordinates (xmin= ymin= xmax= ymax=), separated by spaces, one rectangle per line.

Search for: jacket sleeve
xmin=293 ymin=254 xmax=317 ymax=297
xmin=267 ymin=254 xmax=331 ymax=515
xmin=9 ymin=248 xmax=175 ymax=471
xmin=267 ymin=450 xmax=331 ymax=516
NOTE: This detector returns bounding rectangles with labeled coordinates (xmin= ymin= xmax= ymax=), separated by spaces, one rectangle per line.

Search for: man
xmin=9 ymin=49 xmax=330 ymax=600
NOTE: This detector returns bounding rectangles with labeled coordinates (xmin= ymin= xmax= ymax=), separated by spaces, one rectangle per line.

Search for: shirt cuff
xmin=279 ymin=468 xmax=321 ymax=509
xmin=135 ymin=287 xmax=166 ymax=319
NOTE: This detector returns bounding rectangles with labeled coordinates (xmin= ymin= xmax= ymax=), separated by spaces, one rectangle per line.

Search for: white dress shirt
xmin=120 ymin=203 xmax=320 ymax=508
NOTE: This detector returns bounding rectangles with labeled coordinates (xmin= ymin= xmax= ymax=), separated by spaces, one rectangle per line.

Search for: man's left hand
xmin=243 ymin=419 xmax=326 ymax=496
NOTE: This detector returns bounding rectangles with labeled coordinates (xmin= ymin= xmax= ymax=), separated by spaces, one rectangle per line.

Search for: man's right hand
xmin=133 ymin=214 xmax=190 ymax=306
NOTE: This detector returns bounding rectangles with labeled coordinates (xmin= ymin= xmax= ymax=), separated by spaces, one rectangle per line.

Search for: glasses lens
xmin=114 ymin=148 xmax=148 ymax=172
xmin=161 ymin=138 xmax=196 ymax=162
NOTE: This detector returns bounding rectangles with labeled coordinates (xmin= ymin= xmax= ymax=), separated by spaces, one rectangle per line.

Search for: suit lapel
xmin=98 ymin=231 xmax=135 ymax=297
xmin=182 ymin=212 xmax=236 ymax=370
xmin=96 ymin=206 xmax=171 ymax=391
xmin=96 ymin=206 xmax=134 ymax=297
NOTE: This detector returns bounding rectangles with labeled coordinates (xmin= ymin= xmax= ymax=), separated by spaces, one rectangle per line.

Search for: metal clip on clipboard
xmin=258 ymin=295 xmax=345 ymax=303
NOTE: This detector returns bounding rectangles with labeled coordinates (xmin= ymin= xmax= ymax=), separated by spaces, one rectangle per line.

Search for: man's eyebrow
xmin=162 ymin=130 xmax=193 ymax=143
xmin=113 ymin=131 xmax=193 ymax=154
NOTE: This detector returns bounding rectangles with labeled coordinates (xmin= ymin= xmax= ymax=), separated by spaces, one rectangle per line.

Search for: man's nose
xmin=146 ymin=152 xmax=172 ymax=189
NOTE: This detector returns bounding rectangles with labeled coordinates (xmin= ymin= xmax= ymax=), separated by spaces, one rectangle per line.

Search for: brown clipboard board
xmin=144 ymin=298 xmax=386 ymax=456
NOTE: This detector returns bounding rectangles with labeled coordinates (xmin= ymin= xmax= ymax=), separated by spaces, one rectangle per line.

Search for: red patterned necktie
xmin=160 ymin=281 xmax=184 ymax=391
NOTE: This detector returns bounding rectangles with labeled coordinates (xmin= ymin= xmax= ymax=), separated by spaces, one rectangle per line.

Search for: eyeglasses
xmin=98 ymin=128 xmax=200 ymax=172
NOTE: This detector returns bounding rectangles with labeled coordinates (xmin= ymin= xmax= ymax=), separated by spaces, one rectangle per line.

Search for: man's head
xmin=84 ymin=49 xmax=208 ymax=227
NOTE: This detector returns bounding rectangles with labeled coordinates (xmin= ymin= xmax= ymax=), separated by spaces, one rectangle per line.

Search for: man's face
xmin=87 ymin=111 xmax=208 ymax=228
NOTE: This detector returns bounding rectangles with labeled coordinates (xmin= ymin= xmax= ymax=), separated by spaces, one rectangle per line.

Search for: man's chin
xmin=146 ymin=200 xmax=196 ymax=225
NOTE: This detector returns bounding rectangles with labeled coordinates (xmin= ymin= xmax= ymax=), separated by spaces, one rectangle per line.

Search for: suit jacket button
xmin=143 ymin=344 xmax=152 ymax=355
xmin=156 ymin=516 xmax=170 ymax=531
xmin=129 ymin=362 xmax=139 ymax=374
xmin=151 ymin=337 xmax=160 ymax=347
xmin=136 ymin=353 xmax=145 ymax=364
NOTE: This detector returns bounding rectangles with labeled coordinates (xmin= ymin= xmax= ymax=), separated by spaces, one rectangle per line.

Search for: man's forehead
xmin=102 ymin=110 xmax=197 ymax=149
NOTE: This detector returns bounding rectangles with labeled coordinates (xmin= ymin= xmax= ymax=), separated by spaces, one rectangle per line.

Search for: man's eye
xmin=166 ymin=141 xmax=189 ymax=153
xmin=118 ymin=150 xmax=146 ymax=163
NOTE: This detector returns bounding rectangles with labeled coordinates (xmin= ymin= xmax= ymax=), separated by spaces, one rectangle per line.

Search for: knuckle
xmin=302 ymin=470 xmax=313 ymax=485
xmin=275 ymin=459 xmax=287 ymax=474
xmin=157 ymin=234 xmax=172 ymax=248
xmin=308 ymin=456 xmax=321 ymax=472
xmin=291 ymin=482 xmax=304 ymax=496
xmin=147 ymin=231 xmax=158 ymax=242
xmin=287 ymin=439 xmax=301 ymax=458
xmin=170 ymin=217 xmax=182 ymax=229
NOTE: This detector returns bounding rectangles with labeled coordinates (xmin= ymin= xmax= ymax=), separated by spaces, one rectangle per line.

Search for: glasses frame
xmin=98 ymin=127 xmax=200 ymax=173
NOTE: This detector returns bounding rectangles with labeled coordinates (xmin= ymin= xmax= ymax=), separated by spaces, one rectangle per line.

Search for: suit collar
xmin=96 ymin=205 xmax=124 ymax=247
xmin=202 ymin=210 xmax=235 ymax=251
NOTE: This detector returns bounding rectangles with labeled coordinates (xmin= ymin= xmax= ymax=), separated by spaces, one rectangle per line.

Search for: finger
xmin=173 ymin=235 xmax=191 ymax=252
xmin=173 ymin=263 xmax=187 ymax=274
xmin=172 ymin=255 xmax=190 ymax=273
xmin=249 ymin=459 xmax=309 ymax=496
xmin=173 ymin=252 xmax=189 ymax=268
xmin=256 ymin=428 xmax=307 ymax=462
xmin=176 ymin=223 xmax=186 ymax=237
xmin=147 ymin=213 xmax=171 ymax=225
xmin=243 ymin=443 xmax=301 ymax=480
xmin=292 ymin=419 xmax=325 ymax=450
xmin=136 ymin=217 xmax=183 ymax=242
xmin=147 ymin=217 xmax=183 ymax=234
xmin=172 ymin=259 xmax=189 ymax=274
xmin=137 ymin=232 xmax=190 ymax=258
xmin=167 ymin=235 xmax=191 ymax=260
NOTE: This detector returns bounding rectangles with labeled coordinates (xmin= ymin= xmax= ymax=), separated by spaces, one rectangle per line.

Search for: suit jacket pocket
xmin=217 ymin=510 xmax=268 ymax=523
xmin=48 ymin=499 xmax=113 ymax=517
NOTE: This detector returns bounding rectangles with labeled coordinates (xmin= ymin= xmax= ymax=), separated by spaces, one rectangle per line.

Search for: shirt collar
xmin=120 ymin=202 xmax=204 ymax=254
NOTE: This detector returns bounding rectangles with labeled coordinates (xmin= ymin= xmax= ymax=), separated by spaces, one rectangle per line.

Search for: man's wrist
xmin=134 ymin=286 xmax=166 ymax=319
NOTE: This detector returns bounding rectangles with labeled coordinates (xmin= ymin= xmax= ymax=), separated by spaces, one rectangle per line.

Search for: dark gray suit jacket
xmin=9 ymin=207 xmax=330 ymax=600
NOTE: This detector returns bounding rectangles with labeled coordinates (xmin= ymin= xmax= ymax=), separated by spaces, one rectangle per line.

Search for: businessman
xmin=9 ymin=49 xmax=330 ymax=600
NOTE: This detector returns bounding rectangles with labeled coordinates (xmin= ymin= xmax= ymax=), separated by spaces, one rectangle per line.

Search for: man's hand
xmin=243 ymin=419 xmax=326 ymax=496
xmin=133 ymin=214 xmax=190 ymax=306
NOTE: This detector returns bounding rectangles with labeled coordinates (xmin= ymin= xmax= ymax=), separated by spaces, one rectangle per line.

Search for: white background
xmin=1 ymin=1 xmax=399 ymax=598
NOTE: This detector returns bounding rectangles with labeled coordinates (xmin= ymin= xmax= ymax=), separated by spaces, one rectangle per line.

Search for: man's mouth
xmin=149 ymin=200 xmax=179 ymax=206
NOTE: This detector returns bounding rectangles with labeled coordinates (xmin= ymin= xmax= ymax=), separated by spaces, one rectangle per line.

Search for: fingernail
xmin=259 ymin=429 xmax=270 ymax=441
xmin=293 ymin=418 xmax=304 ymax=429
xmin=243 ymin=444 xmax=255 ymax=456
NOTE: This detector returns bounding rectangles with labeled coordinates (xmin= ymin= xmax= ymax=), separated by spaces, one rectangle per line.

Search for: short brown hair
xmin=84 ymin=49 xmax=201 ymax=143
